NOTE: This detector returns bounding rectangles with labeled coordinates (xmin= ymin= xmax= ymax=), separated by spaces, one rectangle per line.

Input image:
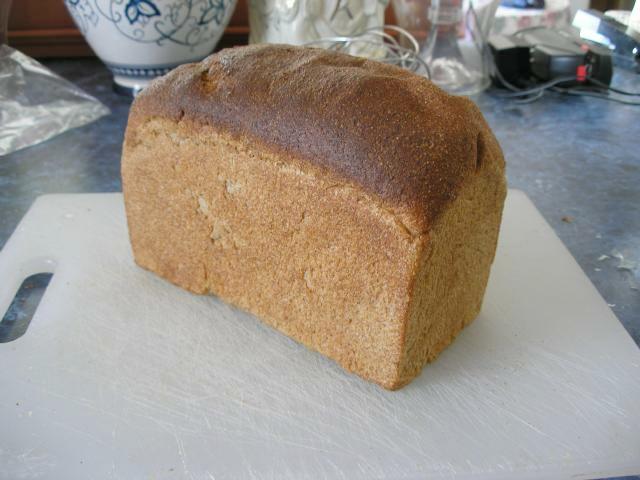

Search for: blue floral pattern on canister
xmin=64 ymin=0 xmax=233 ymax=48
xmin=125 ymin=0 xmax=161 ymax=25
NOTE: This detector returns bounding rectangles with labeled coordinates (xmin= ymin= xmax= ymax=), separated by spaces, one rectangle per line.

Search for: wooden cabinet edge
xmin=8 ymin=26 xmax=250 ymax=58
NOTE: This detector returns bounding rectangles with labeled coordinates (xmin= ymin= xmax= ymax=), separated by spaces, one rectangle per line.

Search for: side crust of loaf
xmin=398 ymin=133 xmax=506 ymax=386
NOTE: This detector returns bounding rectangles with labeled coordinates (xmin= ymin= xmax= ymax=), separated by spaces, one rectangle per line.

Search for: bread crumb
xmin=211 ymin=219 xmax=232 ymax=249
xmin=197 ymin=196 xmax=209 ymax=215
xmin=168 ymin=131 xmax=183 ymax=144
xmin=225 ymin=179 xmax=242 ymax=194
xmin=210 ymin=219 xmax=228 ymax=240
xmin=303 ymin=270 xmax=313 ymax=290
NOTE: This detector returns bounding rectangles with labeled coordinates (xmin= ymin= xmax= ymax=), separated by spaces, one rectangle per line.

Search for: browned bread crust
xmin=126 ymin=44 xmax=501 ymax=234
xmin=122 ymin=45 xmax=506 ymax=389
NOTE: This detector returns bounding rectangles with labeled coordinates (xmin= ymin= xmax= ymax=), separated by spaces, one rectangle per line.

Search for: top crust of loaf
xmin=126 ymin=44 xmax=504 ymax=233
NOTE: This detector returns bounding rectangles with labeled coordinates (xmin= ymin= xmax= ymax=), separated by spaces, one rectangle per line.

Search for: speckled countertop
xmin=1 ymin=59 xmax=639 ymax=479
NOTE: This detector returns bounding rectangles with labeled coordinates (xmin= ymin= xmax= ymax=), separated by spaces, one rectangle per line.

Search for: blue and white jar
xmin=65 ymin=0 xmax=237 ymax=94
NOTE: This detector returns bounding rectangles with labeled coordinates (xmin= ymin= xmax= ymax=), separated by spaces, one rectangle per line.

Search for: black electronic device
xmin=488 ymin=34 xmax=531 ymax=85
xmin=489 ymin=26 xmax=613 ymax=88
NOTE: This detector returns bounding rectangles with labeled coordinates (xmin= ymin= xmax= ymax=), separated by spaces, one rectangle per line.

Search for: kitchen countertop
xmin=1 ymin=57 xmax=639 ymax=479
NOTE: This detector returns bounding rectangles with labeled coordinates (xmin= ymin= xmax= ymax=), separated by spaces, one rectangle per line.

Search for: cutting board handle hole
xmin=0 ymin=273 xmax=53 ymax=343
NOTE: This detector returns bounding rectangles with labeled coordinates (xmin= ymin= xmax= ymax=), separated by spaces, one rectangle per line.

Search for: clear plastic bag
xmin=0 ymin=45 xmax=110 ymax=156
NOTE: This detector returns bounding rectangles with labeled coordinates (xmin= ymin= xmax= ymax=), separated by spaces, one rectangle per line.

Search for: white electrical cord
xmin=305 ymin=25 xmax=431 ymax=78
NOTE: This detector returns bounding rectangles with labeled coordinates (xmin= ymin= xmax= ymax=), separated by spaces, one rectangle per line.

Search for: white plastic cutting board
xmin=1 ymin=191 xmax=639 ymax=480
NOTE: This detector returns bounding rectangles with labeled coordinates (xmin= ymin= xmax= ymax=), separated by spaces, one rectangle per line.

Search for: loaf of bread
xmin=122 ymin=44 xmax=506 ymax=390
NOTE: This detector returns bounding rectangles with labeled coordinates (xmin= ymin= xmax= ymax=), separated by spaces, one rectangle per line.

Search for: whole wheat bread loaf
xmin=121 ymin=44 xmax=507 ymax=389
